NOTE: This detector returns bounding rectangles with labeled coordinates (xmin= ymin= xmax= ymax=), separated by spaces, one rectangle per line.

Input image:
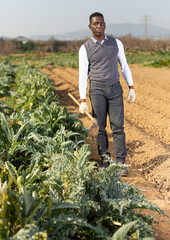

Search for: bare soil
xmin=42 ymin=65 xmax=170 ymax=240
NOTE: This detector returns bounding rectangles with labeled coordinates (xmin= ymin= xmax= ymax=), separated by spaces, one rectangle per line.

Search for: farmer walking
xmin=78 ymin=12 xmax=136 ymax=176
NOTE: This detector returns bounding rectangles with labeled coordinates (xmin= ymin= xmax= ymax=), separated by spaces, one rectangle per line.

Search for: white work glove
xmin=79 ymin=102 xmax=89 ymax=114
xmin=127 ymin=89 xmax=136 ymax=103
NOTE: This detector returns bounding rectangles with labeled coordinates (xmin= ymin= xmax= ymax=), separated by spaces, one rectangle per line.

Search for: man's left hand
xmin=127 ymin=89 xmax=136 ymax=103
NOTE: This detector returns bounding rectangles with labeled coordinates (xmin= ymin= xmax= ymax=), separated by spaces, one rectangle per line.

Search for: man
xmin=78 ymin=12 xmax=136 ymax=175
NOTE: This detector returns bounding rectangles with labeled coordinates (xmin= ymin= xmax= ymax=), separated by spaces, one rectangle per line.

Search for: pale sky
xmin=0 ymin=0 xmax=170 ymax=38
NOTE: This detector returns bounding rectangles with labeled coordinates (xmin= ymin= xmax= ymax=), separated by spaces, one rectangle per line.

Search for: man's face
xmin=89 ymin=16 xmax=106 ymax=38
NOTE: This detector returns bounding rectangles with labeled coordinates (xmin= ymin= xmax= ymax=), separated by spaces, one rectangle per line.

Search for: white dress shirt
xmin=79 ymin=36 xmax=133 ymax=99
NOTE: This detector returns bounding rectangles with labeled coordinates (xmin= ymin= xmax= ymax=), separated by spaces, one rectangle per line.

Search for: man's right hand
xmin=79 ymin=102 xmax=89 ymax=114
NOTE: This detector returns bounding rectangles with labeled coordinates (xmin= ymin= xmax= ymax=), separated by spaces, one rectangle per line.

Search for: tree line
xmin=0 ymin=36 xmax=170 ymax=55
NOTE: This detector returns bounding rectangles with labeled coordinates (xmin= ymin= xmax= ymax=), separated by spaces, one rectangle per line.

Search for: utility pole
xmin=141 ymin=15 xmax=150 ymax=39
xmin=144 ymin=15 xmax=148 ymax=39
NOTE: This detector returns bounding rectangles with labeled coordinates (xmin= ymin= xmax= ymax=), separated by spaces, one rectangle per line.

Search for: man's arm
xmin=79 ymin=45 xmax=89 ymax=112
xmin=116 ymin=39 xmax=136 ymax=102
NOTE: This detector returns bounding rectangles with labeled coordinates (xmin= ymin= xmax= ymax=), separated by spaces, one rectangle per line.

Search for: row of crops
xmin=0 ymin=63 xmax=167 ymax=239
xmin=1 ymin=50 xmax=170 ymax=69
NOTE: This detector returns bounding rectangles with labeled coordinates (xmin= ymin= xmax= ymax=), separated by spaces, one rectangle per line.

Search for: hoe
xmin=68 ymin=93 xmax=99 ymax=137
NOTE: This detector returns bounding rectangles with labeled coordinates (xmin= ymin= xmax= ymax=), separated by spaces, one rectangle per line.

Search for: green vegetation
xmin=126 ymin=50 xmax=170 ymax=67
xmin=0 ymin=62 xmax=168 ymax=239
xmin=0 ymin=64 xmax=15 ymax=98
xmin=1 ymin=49 xmax=170 ymax=69
xmin=0 ymin=52 xmax=79 ymax=69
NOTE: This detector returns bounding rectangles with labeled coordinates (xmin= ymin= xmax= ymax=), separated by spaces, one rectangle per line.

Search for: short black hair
xmin=89 ymin=12 xmax=104 ymax=24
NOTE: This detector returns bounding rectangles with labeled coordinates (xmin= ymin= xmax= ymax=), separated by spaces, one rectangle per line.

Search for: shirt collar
xmin=91 ymin=35 xmax=108 ymax=44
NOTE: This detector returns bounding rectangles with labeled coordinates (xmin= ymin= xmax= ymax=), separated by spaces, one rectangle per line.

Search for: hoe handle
xmin=68 ymin=93 xmax=96 ymax=123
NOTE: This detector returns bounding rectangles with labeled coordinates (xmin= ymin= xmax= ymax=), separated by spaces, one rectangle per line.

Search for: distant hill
xmin=0 ymin=36 xmax=10 ymax=40
xmin=29 ymin=23 xmax=170 ymax=41
xmin=1 ymin=23 xmax=170 ymax=41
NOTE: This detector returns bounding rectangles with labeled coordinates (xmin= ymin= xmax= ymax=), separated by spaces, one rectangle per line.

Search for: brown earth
xmin=42 ymin=65 xmax=170 ymax=240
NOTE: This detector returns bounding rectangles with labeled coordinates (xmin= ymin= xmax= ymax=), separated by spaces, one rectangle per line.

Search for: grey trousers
xmin=89 ymin=81 xmax=127 ymax=163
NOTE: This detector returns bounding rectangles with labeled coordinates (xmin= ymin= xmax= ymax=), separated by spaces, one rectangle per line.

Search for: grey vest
xmin=84 ymin=36 xmax=120 ymax=85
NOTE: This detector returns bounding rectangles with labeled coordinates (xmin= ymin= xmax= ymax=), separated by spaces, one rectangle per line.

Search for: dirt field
xmin=43 ymin=65 xmax=170 ymax=240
